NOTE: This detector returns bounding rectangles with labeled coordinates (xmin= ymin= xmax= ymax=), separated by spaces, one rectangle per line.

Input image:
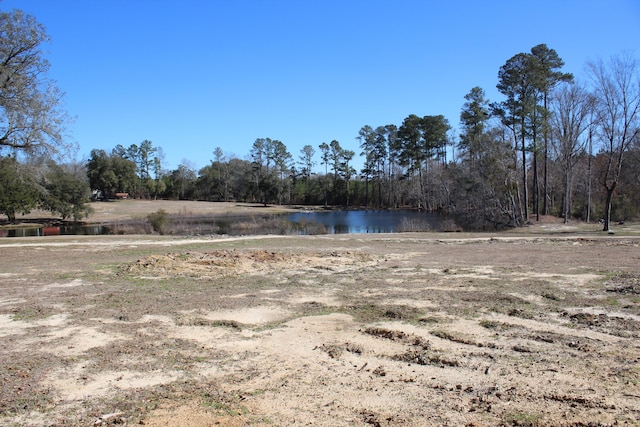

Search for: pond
xmin=286 ymin=210 xmax=444 ymax=234
xmin=0 ymin=224 xmax=106 ymax=238
xmin=0 ymin=210 xmax=449 ymax=237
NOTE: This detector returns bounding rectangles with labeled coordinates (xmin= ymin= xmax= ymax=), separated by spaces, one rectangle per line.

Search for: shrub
xmin=147 ymin=209 xmax=169 ymax=234
xmin=396 ymin=217 xmax=433 ymax=232
xmin=438 ymin=218 xmax=462 ymax=232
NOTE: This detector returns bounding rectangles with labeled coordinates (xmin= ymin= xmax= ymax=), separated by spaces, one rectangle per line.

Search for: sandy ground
xmin=1 ymin=203 xmax=640 ymax=426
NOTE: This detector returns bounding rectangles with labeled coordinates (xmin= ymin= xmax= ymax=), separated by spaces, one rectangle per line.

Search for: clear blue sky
xmin=3 ymin=0 xmax=640 ymax=173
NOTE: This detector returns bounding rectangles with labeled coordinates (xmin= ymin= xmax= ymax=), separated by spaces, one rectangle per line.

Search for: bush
xmin=396 ymin=217 xmax=433 ymax=232
xmin=147 ymin=209 xmax=169 ymax=234
xmin=438 ymin=218 xmax=462 ymax=232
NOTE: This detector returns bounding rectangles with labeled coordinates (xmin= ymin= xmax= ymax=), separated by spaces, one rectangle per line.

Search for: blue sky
xmin=3 ymin=0 xmax=640 ymax=173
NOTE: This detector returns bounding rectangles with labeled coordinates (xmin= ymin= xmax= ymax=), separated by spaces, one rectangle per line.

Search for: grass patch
xmin=479 ymin=319 xmax=513 ymax=331
xmin=10 ymin=305 xmax=52 ymax=321
xmin=502 ymin=410 xmax=543 ymax=427
xmin=541 ymin=291 xmax=561 ymax=301
xmin=0 ymin=354 xmax=57 ymax=417
xmin=507 ymin=307 xmax=536 ymax=319
xmin=392 ymin=350 xmax=459 ymax=367
xmin=176 ymin=316 xmax=244 ymax=330
xmin=341 ymin=303 xmax=423 ymax=323
xmin=417 ymin=316 xmax=444 ymax=324
xmin=363 ymin=327 xmax=430 ymax=349
xmin=317 ymin=342 xmax=363 ymax=359
xmin=201 ymin=391 xmax=250 ymax=416
xmin=430 ymin=329 xmax=484 ymax=346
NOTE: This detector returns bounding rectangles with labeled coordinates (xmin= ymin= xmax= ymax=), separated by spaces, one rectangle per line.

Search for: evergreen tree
xmin=0 ymin=157 xmax=40 ymax=221
xmin=41 ymin=161 xmax=92 ymax=221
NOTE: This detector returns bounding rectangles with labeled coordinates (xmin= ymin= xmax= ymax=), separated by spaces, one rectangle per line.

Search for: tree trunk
xmin=603 ymin=183 xmax=616 ymax=232
xmin=533 ymin=151 xmax=539 ymax=221
xmin=563 ymin=161 xmax=571 ymax=224
xmin=532 ymin=116 xmax=539 ymax=221
xmin=377 ymin=175 xmax=383 ymax=208
xmin=509 ymin=192 xmax=518 ymax=227
xmin=543 ymin=94 xmax=550 ymax=216
xmin=521 ymin=131 xmax=529 ymax=222
xmin=363 ymin=177 xmax=369 ymax=208
xmin=418 ymin=167 xmax=426 ymax=210
xmin=584 ymin=129 xmax=593 ymax=223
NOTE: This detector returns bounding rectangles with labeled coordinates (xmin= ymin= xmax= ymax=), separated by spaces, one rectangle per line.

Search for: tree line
xmin=1 ymin=8 xmax=639 ymax=230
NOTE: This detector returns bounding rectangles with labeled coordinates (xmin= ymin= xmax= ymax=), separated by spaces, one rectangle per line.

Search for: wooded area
xmin=1 ymin=8 xmax=639 ymax=230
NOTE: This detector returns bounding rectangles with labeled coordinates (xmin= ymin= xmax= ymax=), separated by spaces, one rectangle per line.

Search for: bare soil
xmin=1 ymin=202 xmax=639 ymax=426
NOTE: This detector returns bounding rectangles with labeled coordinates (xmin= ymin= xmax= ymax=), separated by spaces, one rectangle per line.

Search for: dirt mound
xmin=125 ymin=249 xmax=378 ymax=278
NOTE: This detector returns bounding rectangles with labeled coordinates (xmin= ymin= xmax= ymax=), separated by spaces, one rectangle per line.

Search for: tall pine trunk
xmin=520 ymin=126 xmax=529 ymax=222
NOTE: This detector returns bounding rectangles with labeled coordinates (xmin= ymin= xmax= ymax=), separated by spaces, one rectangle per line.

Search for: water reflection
xmin=0 ymin=224 xmax=105 ymax=238
xmin=287 ymin=210 xmax=442 ymax=234
xmin=1 ymin=210 xmax=445 ymax=237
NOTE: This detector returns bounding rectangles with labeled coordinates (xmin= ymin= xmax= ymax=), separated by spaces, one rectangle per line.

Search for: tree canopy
xmin=0 ymin=9 xmax=69 ymax=157
xmin=0 ymin=156 xmax=39 ymax=221
xmin=1 ymin=24 xmax=639 ymax=231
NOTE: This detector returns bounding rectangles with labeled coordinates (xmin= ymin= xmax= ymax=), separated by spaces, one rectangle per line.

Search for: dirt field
xmin=1 ymin=202 xmax=640 ymax=426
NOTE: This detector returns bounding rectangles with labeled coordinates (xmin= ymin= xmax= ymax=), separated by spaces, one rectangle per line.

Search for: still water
xmin=287 ymin=210 xmax=442 ymax=234
xmin=1 ymin=210 xmax=444 ymax=237
xmin=0 ymin=224 xmax=106 ymax=238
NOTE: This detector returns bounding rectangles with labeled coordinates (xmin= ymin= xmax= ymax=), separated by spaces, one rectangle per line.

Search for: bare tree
xmin=587 ymin=53 xmax=640 ymax=232
xmin=550 ymin=83 xmax=593 ymax=223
